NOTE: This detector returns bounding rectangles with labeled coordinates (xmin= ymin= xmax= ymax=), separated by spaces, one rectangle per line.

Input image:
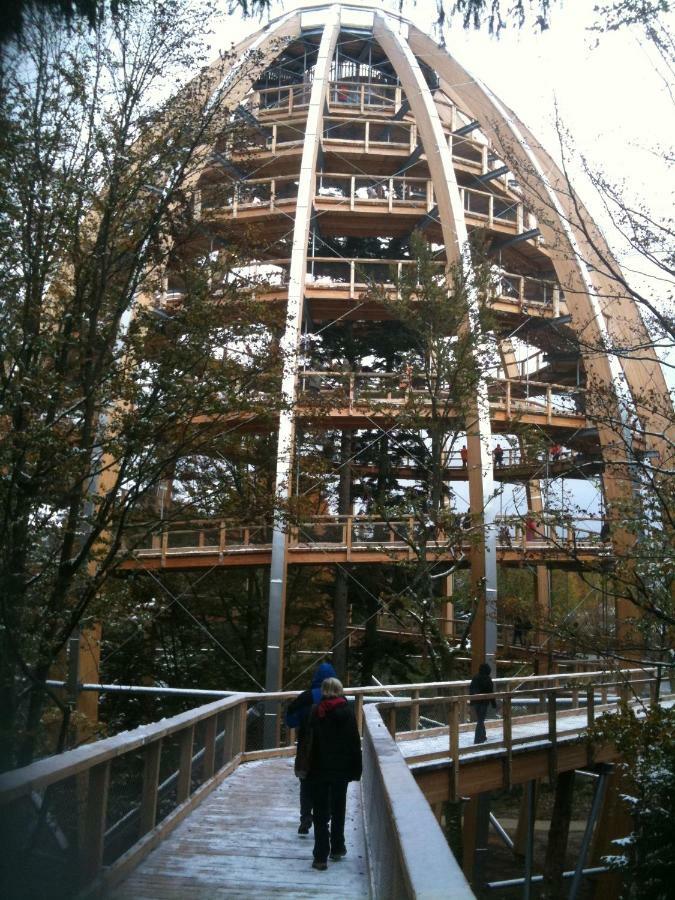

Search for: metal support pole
xmin=568 ymin=764 xmax=612 ymax=900
xmin=263 ymin=9 xmax=340 ymax=748
xmin=490 ymin=813 xmax=514 ymax=851
xmin=474 ymin=793 xmax=491 ymax=888
xmin=523 ymin=780 xmax=537 ymax=900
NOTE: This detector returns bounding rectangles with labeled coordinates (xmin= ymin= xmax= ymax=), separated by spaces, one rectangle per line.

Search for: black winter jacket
xmin=308 ymin=700 xmax=362 ymax=782
xmin=469 ymin=670 xmax=497 ymax=715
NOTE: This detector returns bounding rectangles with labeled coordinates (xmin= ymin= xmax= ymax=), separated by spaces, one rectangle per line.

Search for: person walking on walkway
xmin=285 ymin=661 xmax=337 ymax=835
xmin=305 ymin=677 xmax=362 ymax=871
xmin=469 ymin=663 xmax=497 ymax=744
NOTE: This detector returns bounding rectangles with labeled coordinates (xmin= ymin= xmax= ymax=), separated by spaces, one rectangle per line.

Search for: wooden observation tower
xmin=122 ymin=2 xmax=672 ymax=735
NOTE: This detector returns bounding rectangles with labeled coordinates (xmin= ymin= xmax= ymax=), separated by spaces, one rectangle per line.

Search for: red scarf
xmin=316 ymin=697 xmax=347 ymax=718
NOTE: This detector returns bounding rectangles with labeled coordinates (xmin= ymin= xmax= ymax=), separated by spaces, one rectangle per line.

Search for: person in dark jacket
xmin=306 ymin=677 xmax=362 ymax=871
xmin=469 ymin=663 xmax=497 ymax=744
xmin=285 ymin=661 xmax=337 ymax=834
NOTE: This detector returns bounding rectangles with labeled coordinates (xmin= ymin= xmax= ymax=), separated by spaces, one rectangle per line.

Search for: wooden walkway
xmin=109 ymin=758 xmax=370 ymax=899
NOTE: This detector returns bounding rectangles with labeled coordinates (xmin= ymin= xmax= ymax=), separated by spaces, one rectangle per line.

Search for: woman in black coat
xmin=469 ymin=663 xmax=497 ymax=744
xmin=305 ymin=677 xmax=362 ymax=871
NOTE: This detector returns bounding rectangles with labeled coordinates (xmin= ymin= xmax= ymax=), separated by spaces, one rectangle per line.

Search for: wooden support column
xmin=408 ymin=24 xmax=662 ymax=673
xmin=462 ymin=794 xmax=490 ymax=886
xmin=514 ymin=781 xmax=538 ymax=857
xmin=542 ymin=770 xmax=575 ymax=899
xmin=527 ymin=474 xmax=552 ymax=675
xmin=440 ymin=572 xmax=454 ymax=639
xmin=374 ymin=11 xmax=498 ymax=678
xmin=589 ymin=767 xmax=633 ymax=899
xmin=75 ymin=623 xmax=102 ymax=727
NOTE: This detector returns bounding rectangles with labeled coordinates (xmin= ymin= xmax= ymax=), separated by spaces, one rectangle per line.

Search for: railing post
xmin=354 ymin=694 xmax=364 ymax=734
xmin=176 ymin=725 xmax=194 ymax=803
xmin=502 ymin=695 xmax=512 ymax=789
xmin=386 ymin=705 xmax=397 ymax=738
xmin=203 ymin=715 xmax=217 ymax=780
xmin=547 ymin=690 xmax=557 ymax=784
xmin=139 ymin=739 xmax=162 ymax=836
xmin=410 ymin=689 xmax=420 ymax=730
xmin=546 ymin=385 xmax=553 ymax=424
xmin=238 ymin=700 xmax=248 ymax=755
xmin=350 ymin=175 xmax=355 ymax=210
xmin=81 ymin=760 xmax=111 ymax=886
xmin=506 ymin=379 xmax=512 ymax=418
xmin=586 ymin=684 xmax=595 ymax=729
xmin=350 ymin=259 xmax=355 ymax=297
xmin=449 ymin=700 xmax=460 ymax=801
xmin=649 ymin=676 xmax=658 ymax=706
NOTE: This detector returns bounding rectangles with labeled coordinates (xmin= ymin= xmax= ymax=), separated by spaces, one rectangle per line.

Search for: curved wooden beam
xmin=374 ymin=10 xmax=499 ymax=673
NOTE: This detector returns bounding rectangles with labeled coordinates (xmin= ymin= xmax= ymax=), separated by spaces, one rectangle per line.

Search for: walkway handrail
xmin=0 ymin=669 xmax=654 ymax=894
xmin=0 ymin=693 xmax=250 ymax=894
xmin=361 ymin=703 xmax=475 ymax=899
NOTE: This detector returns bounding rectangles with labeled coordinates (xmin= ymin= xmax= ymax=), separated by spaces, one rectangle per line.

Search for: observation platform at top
xmin=119 ymin=513 xmax=613 ymax=572
xmin=0 ymin=669 xmax=666 ymax=900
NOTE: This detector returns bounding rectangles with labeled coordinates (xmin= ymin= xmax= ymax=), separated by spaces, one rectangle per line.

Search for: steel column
xmin=263 ymin=7 xmax=341 ymax=747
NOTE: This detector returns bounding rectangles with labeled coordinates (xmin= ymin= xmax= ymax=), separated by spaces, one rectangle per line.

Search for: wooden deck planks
xmin=108 ymin=758 xmax=370 ymax=899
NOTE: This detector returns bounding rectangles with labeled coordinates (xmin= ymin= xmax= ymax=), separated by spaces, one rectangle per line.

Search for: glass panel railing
xmin=323 ymin=119 xmax=367 ymax=142
xmin=274 ymin=177 xmax=299 ymax=201
xmin=297 ymin=522 xmax=345 ymax=544
xmin=306 ymin=259 xmax=351 ymax=285
xmin=237 ymin=181 xmax=272 ymax=207
xmin=497 ymin=273 xmax=521 ymax=299
xmin=451 ymin=136 xmax=483 ymax=167
xmin=463 ymin=188 xmax=490 ymax=218
xmin=368 ymin=122 xmax=411 ymax=145
xmin=329 ymin=82 xmax=361 ymax=105
xmin=493 ymin=197 xmax=518 ymax=223
xmin=522 ymin=278 xmax=554 ymax=305
xmin=316 ymin=174 xmax=350 ymax=199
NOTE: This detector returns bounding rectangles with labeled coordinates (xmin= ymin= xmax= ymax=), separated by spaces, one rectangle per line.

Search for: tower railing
xmin=121 ymin=513 xmax=612 ymax=560
xmin=196 ymin=173 xmax=526 ymax=232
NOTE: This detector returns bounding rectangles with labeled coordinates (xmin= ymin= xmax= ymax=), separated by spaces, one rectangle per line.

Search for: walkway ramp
xmin=109 ymin=757 xmax=370 ymax=899
xmin=2 ymin=670 xmax=656 ymax=900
